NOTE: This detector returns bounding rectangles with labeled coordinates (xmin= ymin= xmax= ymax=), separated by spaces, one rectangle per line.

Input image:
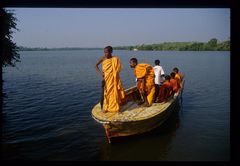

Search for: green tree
xmin=113 ymin=38 xmax=229 ymax=51
xmin=1 ymin=8 xmax=20 ymax=67
xmin=207 ymin=38 xmax=218 ymax=48
xmin=129 ymin=46 xmax=134 ymax=50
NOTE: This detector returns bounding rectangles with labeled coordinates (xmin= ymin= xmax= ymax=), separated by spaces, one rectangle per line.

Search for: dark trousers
xmin=154 ymin=84 xmax=161 ymax=102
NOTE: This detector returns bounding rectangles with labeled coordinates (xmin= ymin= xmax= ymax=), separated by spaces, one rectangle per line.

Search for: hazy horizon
xmin=8 ymin=8 xmax=230 ymax=48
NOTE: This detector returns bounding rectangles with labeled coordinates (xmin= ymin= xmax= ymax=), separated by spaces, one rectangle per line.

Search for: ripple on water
xmin=2 ymin=50 xmax=230 ymax=160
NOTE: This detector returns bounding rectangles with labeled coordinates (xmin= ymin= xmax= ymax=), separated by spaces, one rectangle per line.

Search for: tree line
xmin=114 ymin=38 xmax=230 ymax=51
xmin=18 ymin=46 xmax=101 ymax=51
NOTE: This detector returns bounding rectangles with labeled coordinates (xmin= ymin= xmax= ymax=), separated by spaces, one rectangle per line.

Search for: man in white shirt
xmin=153 ymin=59 xmax=165 ymax=102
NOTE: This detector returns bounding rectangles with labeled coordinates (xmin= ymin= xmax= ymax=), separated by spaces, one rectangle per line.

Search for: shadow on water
xmin=97 ymin=100 xmax=182 ymax=161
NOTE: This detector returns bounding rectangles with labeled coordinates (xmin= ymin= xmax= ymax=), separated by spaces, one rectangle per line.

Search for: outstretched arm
xmin=95 ymin=56 xmax=105 ymax=78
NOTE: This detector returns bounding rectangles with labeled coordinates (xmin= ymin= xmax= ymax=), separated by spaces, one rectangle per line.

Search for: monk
xmin=95 ymin=46 xmax=125 ymax=113
xmin=156 ymin=75 xmax=173 ymax=103
xmin=129 ymin=58 xmax=155 ymax=107
xmin=173 ymin=67 xmax=182 ymax=88
xmin=170 ymin=72 xmax=180 ymax=94
xmin=173 ymin=67 xmax=184 ymax=82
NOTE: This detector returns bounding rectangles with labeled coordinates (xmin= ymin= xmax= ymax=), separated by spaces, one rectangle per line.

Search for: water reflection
xmin=97 ymin=100 xmax=182 ymax=161
xmin=2 ymin=50 xmax=229 ymax=160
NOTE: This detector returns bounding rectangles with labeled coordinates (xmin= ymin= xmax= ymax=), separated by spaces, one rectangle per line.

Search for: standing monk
xmin=95 ymin=46 xmax=125 ymax=113
xmin=129 ymin=58 xmax=155 ymax=107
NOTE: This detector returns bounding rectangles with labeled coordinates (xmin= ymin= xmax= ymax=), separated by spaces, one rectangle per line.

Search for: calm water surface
xmin=2 ymin=50 xmax=230 ymax=161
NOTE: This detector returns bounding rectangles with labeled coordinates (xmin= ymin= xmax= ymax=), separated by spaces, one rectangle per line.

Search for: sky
xmin=8 ymin=8 xmax=230 ymax=48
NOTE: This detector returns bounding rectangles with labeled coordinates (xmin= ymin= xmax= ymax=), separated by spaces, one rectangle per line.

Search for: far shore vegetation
xmin=114 ymin=38 xmax=230 ymax=51
xmin=18 ymin=47 xmax=101 ymax=51
xmin=18 ymin=38 xmax=230 ymax=51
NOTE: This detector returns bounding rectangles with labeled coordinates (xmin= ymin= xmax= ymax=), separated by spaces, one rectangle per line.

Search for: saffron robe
xmin=178 ymin=72 xmax=184 ymax=81
xmin=102 ymin=56 xmax=125 ymax=112
xmin=134 ymin=63 xmax=155 ymax=105
xmin=157 ymin=81 xmax=173 ymax=103
xmin=175 ymin=73 xmax=182 ymax=88
xmin=170 ymin=78 xmax=180 ymax=93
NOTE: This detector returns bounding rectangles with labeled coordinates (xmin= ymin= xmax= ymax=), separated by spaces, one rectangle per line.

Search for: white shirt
xmin=154 ymin=65 xmax=165 ymax=85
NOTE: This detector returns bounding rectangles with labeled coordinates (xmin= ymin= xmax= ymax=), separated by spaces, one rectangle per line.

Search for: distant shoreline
xmin=113 ymin=39 xmax=230 ymax=51
xmin=18 ymin=47 xmax=102 ymax=51
xmin=18 ymin=38 xmax=230 ymax=51
xmin=18 ymin=49 xmax=230 ymax=52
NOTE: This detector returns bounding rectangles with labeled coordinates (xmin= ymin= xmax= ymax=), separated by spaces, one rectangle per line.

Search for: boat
xmin=92 ymin=80 xmax=185 ymax=143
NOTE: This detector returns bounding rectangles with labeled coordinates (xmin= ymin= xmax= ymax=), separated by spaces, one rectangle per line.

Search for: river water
xmin=2 ymin=50 xmax=230 ymax=161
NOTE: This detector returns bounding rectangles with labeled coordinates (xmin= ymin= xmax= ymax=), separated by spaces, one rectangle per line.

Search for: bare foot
xmin=142 ymin=103 xmax=150 ymax=107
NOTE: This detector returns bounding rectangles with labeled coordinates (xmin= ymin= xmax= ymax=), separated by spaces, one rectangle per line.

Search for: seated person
xmin=173 ymin=67 xmax=184 ymax=82
xmin=170 ymin=72 xmax=180 ymax=95
xmin=156 ymin=75 xmax=173 ymax=103
xmin=173 ymin=67 xmax=182 ymax=88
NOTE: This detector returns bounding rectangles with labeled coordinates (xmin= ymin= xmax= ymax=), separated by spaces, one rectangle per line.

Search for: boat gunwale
xmin=92 ymin=94 xmax=178 ymax=123
xmin=92 ymin=80 xmax=184 ymax=124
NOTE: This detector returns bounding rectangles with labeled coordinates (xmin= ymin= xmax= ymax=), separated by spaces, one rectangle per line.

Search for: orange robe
xmin=134 ymin=63 xmax=155 ymax=105
xmin=178 ymin=72 xmax=184 ymax=81
xmin=175 ymin=73 xmax=182 ymax=88
xmin=157 ymin=81 xmax=173 ymax=103
xmin=170 ymin=78 xmax=180 ymax=93
xmin=102 ymin=56 xmax=125 ymax=112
